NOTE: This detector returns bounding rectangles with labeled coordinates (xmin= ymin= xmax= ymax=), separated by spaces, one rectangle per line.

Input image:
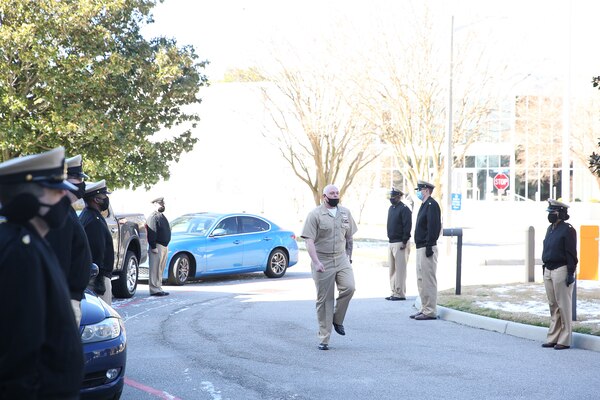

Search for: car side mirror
xmin=211 ymin=228 xmax=227 ymax=237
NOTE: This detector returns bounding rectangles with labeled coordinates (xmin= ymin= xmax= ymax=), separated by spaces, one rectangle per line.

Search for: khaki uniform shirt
xmin=302 ymin=204 xmax=358 ymax=256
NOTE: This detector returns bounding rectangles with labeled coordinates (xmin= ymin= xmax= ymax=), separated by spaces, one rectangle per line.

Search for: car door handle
xmin=263 ymin=237 xmax=272 ymax=241
xmin=233 ymin=240 xmax=241 ymax=245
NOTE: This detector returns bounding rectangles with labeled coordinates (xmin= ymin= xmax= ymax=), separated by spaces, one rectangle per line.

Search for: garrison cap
xmin=151 ymin=197 xmax=164 ymax=204
xmin=0 ymin=147 xmax=76 ymax=191
xmin=84 ymin=179 xmax=111 ymax=198
xmin=389 ymin=188 xmax=404 ymax=197
xmin=66 ymin=155 xmax=89 ymax=180
xmin=547 ymin=199 xmax=569 ymax=212
xmin=415 ymin=180 xmax=435 ymax=190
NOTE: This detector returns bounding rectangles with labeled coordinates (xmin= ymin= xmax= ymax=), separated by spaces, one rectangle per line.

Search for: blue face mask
xmin=416 ymin=191 xmax=424 ymax=201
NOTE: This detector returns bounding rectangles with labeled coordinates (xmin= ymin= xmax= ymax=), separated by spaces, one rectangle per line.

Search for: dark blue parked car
xmin=79 ymin=288 xmax=127 ymax=400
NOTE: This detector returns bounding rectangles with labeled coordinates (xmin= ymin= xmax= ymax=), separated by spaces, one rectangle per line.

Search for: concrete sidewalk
xmin=352 ymin=223 xmax=600 ymax=353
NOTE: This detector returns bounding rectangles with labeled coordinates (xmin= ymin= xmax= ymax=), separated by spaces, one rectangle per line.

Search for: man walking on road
xmin=411 ymin=180 xmax=441 ymax=320
xmin=385 ymin=188 xmax=412 ymax=301
xmin=301 ymin=184 xmax=357 ymax=350
xmin=147 ymin=196 xmax=171 ymax=296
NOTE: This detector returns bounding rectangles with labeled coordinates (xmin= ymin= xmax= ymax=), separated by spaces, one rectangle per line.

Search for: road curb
xmin=413 ymin=297 xmax=600 ymax=352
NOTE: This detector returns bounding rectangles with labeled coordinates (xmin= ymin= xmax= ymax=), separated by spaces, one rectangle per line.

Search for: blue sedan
xmin=163 ymin=212 xmax=299 ymax=285
xmin=79 ymin=289 xmax=127 ymax=399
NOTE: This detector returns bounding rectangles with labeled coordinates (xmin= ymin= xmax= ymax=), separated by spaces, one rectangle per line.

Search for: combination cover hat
xmin=389 ymin=188 xmax=404 ymax=197
xmin=151 ymin=197 xmax=164 ymax=204
xmin=84 ymin=179 xmax=111 ymax=198
xmin=66 ymin=155 xmax=89 ymax=179
xmin=415 ymin=180 xmax=435 ymax=190
xmin=546 ymin=199 xmax=569 ymax=212
xmin=0 ymin=146 xmax=76 ymax=191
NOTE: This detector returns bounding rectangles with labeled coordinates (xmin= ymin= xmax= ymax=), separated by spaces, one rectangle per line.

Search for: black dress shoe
xmin=541 ymin=342 xmax=557 ymax=348
xmin=318 ymin=343 xmax=329 ymax=350
xmin=385 ymin=296 xmax=406 ymax=301
xmin=554 ymin=344 xmax=570 ymax=350
xmin=151 ymin=291 xmax=170 ymax=297
xmin=333 ymin=323 xmax=345 ymax=336
xmin=409 ymin=312 xmax=423 ymax=319
xmin=414 ymin=313 xmax=436 ymax=320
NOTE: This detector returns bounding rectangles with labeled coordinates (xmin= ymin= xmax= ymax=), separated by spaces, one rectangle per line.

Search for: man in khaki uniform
xmin=411 ymin=180 xmax=441 ymax=320
xmin=301 ymin=184 xmax=357 ymax=351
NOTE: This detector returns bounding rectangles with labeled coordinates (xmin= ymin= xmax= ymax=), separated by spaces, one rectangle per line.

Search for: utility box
xmin=579 ymin=225 xmax=599 ymax=280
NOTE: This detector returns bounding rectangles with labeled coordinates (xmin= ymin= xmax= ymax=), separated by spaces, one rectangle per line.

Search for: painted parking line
xmin=125 ymin=377 xmax=183 ymax=400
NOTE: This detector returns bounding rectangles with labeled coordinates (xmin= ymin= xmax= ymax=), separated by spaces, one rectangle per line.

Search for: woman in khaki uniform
xmin=301 ymin=184 xmax=358 ymax=351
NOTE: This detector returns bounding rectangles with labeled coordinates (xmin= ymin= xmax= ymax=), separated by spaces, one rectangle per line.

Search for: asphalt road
xmin=113 ymin=250 xmax=600 ymax=400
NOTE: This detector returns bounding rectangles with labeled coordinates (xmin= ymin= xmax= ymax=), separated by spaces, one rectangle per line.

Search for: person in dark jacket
xmin=541 ymin=199 xmax=578 ymax=350
xmin=80 ymin=179 xmax=115 ymax=305
xmin=46 ymin=154 xmax=92 ymax=326
xmin=0 ymin=147 xmax=84 ymax=399
xmin=147 ymin=196 xmax=171 ymax=296
xmin=410 ymin=180 xmax=441 ymax=320
xmin=385 ymin=188 xmax=412 ymax=301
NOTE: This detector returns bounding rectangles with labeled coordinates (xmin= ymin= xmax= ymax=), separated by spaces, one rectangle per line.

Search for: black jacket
xmin=80 ymin=207 xmax=115 ymax=278
xmin=46 ymin=206 xmax=92 ymax=301
xmin=542 ymin=221 xmax=578 ymax=275
xmin=0 ymin=221 xmax=83 ymax=399
xmin=414 ymin=196 xmax=442 ymax=249
xmin=147 ymin=211 xmax=171 ymax=248
xmin=387 ymin=202 xmax=412 ymax=244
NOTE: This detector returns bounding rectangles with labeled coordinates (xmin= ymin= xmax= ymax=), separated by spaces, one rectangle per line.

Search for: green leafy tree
xmin=0 ymin=0 xmax=208 ymax=189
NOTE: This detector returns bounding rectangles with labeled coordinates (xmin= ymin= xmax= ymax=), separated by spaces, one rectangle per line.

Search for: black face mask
xmin=158 ymin=206 xmax=165 ymax=213
xmin=39 ymin=196 xmax=71 ymax=229
xmin=97 ymin=197 xmax=110 ymax=212
xmin=69 ymin=181 xmax=86 ymax=199
xmin=325 ymin=196 xmax=339 ymax=207
xmin=390 ymin=198 xmax=399 ymax=206
xmin=548 ymin=213 xmax=559 ymax=223
xmin=0 ymin=192 xmax=40 ymax=223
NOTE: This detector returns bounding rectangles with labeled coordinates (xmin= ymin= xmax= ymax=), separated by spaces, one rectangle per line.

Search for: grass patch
xmin=438 ymin=283 xmax=600 ymax=337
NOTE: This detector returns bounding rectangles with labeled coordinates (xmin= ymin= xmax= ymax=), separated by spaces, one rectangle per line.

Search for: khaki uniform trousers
xmin=388 ymin=242 xmax=410 ymax=297
xmin=71 ymin=299 xmax=82 ymax=327
xmin=149 ymin=243 xmax=168 ymax=294
xmin=416 ymin=246 xmax=438 ymax=317
xmin=312 ymin=252 xmax=355 ymax=345
xmin=543 ymin=265 xmax=573 ymax=346
xmin=98 ymin=276 xmax=112 ymax=306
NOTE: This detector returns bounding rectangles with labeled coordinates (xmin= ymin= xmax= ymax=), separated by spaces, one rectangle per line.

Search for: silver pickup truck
xmin=104 ymin=204 xmax=148 ymax=298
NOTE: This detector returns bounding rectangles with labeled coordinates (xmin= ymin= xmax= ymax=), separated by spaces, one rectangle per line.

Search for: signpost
xmin=493 ymin=173 xmax=509 ymax=191
xmin=451 ymin=193 xmax=461 ymax=210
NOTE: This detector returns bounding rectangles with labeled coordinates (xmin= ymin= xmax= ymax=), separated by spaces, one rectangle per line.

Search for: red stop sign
xmin=493 ymin=173 xmax=509 ymax=190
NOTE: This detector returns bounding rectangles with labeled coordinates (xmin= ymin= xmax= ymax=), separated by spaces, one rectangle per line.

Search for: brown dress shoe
xmin=554 ymin=344 xmax=570 ymax=350
xmin=541 ymin=342 xmax=557 ymax=348
xmin=414 ymin=314 xmax=437 ymax=320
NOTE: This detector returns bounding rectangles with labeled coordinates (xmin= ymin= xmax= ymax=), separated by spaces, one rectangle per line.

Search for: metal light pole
xmin=445 ymin=16 xmax=454 ymax=231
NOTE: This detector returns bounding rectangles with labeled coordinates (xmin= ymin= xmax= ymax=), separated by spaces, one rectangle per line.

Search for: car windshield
xmin=170 ymin=215 xmax=216 ymax=235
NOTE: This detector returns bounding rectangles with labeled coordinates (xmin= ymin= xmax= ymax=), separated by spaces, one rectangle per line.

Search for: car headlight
xmin=81 ymin=317 xmax=121 ymax=344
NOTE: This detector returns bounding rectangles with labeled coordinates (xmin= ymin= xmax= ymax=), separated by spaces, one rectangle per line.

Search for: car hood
xmin=80 ymin=289 xmax=116 ymax=326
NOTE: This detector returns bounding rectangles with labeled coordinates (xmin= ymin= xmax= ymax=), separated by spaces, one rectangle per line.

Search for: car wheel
xmin=264 ymin=248 xmax=288 ymax=278
xmin=168 ymin=253 xmax=190 ymax=286
xmin=112 ymin=250 xmax=138 ymax=298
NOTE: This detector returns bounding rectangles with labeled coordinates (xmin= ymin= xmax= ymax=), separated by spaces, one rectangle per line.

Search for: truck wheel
xmin=264 ymin=249 xmax=288 ymax=278
xmin=112 ymin=250 xmax=138 ymax=298
xmin=168 ymin=254 xmax=190 ymax=286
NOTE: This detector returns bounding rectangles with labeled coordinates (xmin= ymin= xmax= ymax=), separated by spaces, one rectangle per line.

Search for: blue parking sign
xmin=451 ymin=193 xmax=461 ymax=210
